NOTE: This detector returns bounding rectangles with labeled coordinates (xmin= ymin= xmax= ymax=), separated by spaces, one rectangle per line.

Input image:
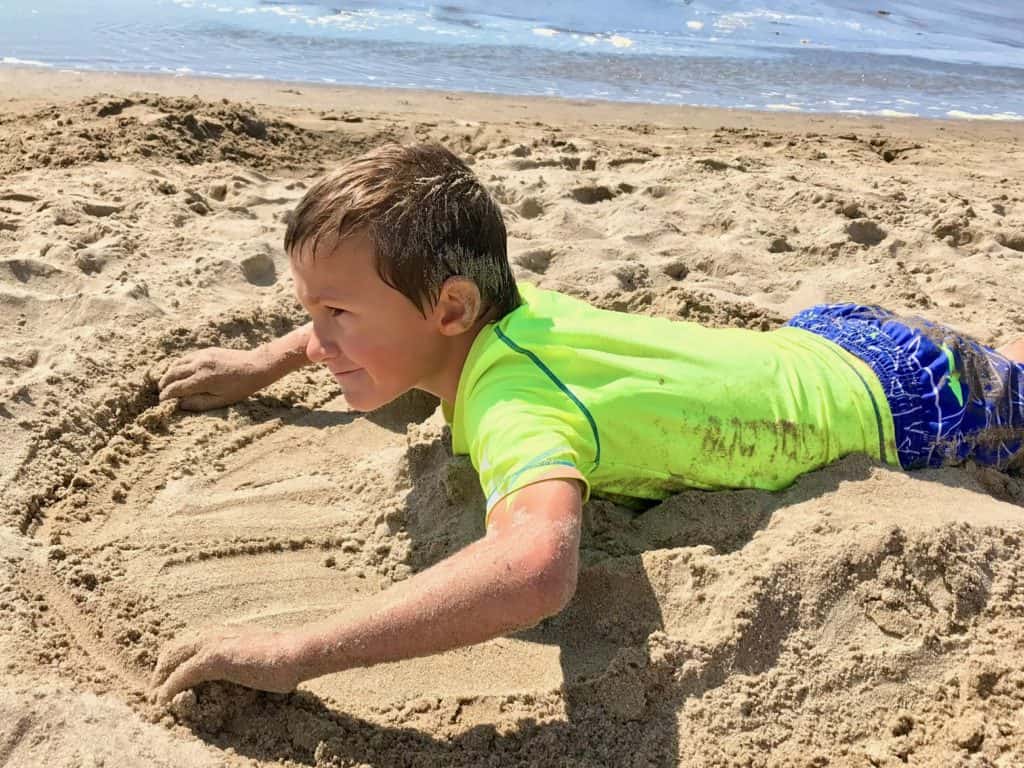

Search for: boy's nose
xmin=306 ymin=327 xmax=340 ymax=363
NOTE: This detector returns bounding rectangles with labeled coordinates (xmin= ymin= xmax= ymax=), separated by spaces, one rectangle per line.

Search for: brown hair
xmin=284 ymin=142 xmax=519 ymax=319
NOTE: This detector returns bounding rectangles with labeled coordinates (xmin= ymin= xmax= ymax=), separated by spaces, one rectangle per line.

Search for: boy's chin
xmin=340 ymin=385 xmax=402 ymax=414
xmin=340 ymin=392 xmax=384 ymax=413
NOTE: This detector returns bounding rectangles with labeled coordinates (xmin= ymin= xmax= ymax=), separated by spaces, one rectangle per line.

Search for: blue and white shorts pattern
xmin=786 ymin=304 xmax=1024 ymax=471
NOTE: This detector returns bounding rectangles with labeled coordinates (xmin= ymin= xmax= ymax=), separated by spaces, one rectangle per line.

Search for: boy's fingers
xmin=152 ymin=638 xmax=201 ymax=689
xmin=158 ymin=362 xmax=197 ymax=392
xmin=156 ymin=655 xmax=212 ymax=705
xmin=159 ymin=371 xmax=213 ymax=402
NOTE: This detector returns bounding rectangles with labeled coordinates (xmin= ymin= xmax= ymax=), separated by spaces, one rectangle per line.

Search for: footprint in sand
xmin=0 ymin=191 xmax=41 ymax=203
xmin=846 ymin=219 xmax=887 ymax=246
xmin=1 ymin=257 xmax=80 ymax=291
xmin=516 ymin=196 xmax=544 ymax=219
xmin=0 ymin=190 xmax=44 ymax=233
xmin=239 ymin=249 xmax=277 ymax=286
xmin=80 ymin=200 xmax=124 ymax=218
xmin=995 ymin=230 xmax=1024 ymax=252
xmin=74 ymin=246 xmax=109 ymax=275
xmin=514 ymin=247 xmax=555 ymax=274
xmin=569 ymin=185 xmax=615 ymax=204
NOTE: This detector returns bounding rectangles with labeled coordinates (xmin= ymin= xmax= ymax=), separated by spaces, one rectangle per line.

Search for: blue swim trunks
xmin=787 ymin=304 xmax=1024 ymax=471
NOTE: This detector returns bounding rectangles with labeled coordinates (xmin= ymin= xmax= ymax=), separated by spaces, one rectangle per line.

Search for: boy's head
xmin=284 ymin=142 xmax=518 ymax=411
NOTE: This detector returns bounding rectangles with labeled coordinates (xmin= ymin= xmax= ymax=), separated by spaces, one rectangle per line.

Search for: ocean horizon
xmin=2 ymin=0 xmax=1023 ymax=120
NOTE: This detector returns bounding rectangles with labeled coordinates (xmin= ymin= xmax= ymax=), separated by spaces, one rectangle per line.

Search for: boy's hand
xmin=152 ymin=627 xmax=302 ymax=705
xmin=158 ymin=348 xmax=272 ymax=411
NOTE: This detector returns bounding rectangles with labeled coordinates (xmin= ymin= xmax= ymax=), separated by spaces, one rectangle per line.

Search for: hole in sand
xmin=995 ymin=230 xmax=1024 ymax=253
xmin=239 ymin=251 xmax=277 ymax=286
xmin=569 ymin=185 xmax=615 ymax=205
xmin=514 ymin=248 xmax=555 ymax=274
xmin=846 ymin=219 xmax=887 ymax=246
xmin=2 ymin=257 xmax=65 ymax=285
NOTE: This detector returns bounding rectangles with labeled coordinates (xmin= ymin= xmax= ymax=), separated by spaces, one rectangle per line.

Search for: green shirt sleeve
xmin=466 ymin=393 xmax=592 ymax=524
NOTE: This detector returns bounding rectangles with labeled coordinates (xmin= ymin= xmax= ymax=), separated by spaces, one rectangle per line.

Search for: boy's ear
xmin=435 ymin=277 xmax=483 ymax=335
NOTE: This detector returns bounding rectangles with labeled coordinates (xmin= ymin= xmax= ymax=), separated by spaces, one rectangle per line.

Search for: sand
xmin=2 ymin=65 xmax=1024 ymax=767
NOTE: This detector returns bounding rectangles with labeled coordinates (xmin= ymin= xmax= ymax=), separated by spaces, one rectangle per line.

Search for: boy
xmin=152 ymin=142 xmax=1024 ymax=704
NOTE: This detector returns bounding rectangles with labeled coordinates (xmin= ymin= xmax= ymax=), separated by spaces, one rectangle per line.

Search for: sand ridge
xmin=1 ymin=68 xmax=1024 ymax=766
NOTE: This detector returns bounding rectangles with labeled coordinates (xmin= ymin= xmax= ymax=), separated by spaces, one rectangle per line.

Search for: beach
xmin=2 ymin=65 xmax=1024 ymax=766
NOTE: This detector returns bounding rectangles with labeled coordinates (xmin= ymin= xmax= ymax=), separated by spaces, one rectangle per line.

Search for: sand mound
xmin=0 ymin=93 xmax=391 ymax=175
xmin=2 ymin=75 xmax=1024 ymax=766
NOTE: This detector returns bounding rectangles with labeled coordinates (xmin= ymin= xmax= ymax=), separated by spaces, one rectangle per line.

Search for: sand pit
xmin=2 ymin=68 xmax=1024 ymax=766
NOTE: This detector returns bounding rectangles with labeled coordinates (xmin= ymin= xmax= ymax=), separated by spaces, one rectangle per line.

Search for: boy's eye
xmin=327 ymin=306 xmax=346 ymax=317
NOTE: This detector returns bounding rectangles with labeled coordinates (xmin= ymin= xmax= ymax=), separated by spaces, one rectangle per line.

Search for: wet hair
xmin=284 ymin=142 xmax=519 ymax=319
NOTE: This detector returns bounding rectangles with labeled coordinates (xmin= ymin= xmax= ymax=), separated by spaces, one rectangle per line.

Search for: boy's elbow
xmin=518 ymin=527 xmax=579 ymax=620
xmin=537 ymin=560 xmax=578 ymax=618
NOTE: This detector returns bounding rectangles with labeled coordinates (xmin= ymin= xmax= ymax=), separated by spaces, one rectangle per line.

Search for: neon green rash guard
xmin=442 ymin=283 xmax=898 ymax=522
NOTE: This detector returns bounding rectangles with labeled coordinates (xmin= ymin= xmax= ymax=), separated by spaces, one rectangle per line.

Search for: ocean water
xmin=1 ymin=0 xmax=1023 ymax=119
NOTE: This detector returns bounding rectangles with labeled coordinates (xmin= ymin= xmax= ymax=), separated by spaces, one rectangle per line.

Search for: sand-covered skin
xmin=2 ymin=67 xmax=1024 ymax=766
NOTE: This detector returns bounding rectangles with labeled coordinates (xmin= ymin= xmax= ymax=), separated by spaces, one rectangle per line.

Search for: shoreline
xmin=3 ymin=64 xmax=1024 ymax=143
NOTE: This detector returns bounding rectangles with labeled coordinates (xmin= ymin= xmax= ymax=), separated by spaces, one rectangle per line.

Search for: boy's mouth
xmin=329 ymin=367 xmax=363 ymax=379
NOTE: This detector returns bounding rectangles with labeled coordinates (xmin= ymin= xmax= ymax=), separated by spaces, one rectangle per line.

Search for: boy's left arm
xmin=152 ymin=478 xmax=583 ymax=704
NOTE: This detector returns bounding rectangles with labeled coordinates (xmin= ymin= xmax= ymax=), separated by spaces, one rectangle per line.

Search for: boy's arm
xmin=158 ymin=323 xmax=313 ymax=411
xmin=152 ymin=478 xmax=583 ymax=704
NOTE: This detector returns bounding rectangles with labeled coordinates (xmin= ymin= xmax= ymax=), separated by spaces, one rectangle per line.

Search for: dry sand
xmin=2 ymin=66 xmax=1024 ymax=767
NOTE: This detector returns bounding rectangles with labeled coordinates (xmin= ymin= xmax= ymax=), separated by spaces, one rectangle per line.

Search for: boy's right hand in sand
xmin=158 ymin=323 xmax=314 ymax=411
xmin=158 ymin=347 xmax=276 ymax=411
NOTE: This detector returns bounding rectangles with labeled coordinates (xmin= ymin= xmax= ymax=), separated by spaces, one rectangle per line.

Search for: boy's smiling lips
xmin=328 ymin=366 xmax=363 ymax=379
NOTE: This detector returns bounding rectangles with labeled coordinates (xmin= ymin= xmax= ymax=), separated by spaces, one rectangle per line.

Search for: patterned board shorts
xmin=786 ymin=304 xmax=1024 ymax=471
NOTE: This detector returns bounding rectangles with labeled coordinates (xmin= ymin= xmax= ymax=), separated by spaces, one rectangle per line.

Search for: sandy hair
xmin=284 ymin=142 xmax=519 ymax=319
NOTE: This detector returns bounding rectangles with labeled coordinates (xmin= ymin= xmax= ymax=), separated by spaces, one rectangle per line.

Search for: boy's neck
xmin=419 ymin=316 xmax=493 ymax=406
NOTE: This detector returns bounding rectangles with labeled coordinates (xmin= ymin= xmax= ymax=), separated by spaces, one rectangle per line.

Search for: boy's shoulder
xmin=456 ymin=283 xmax=613 ymax=408
xmin=484 ymin=281 xmax=683 ymax=355
xmin=445 ymin=284 xmax=600 ymax=450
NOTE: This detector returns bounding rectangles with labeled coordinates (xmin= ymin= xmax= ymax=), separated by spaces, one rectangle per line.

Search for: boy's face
xmin=290 ymin=232 xmax=447 ymax=412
